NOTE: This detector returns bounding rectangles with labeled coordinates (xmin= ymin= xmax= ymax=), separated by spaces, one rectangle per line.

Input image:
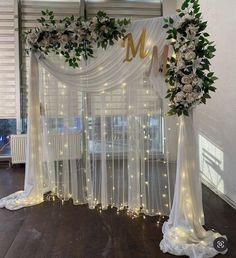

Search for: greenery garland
xmin=163 ymin=0 xmax=217 ymax=116
xmin=24 ymin=10 xmax=130 ymax=68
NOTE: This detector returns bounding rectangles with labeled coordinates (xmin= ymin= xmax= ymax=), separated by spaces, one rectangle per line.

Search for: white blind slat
xmin=0 ymin=0 xmax=16 ymax=119
xmin=21 ymin=0 xmax=80 ymax=118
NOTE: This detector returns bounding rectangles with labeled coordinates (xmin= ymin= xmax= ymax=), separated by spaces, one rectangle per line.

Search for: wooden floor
xmin=0 ymin=167 xmax=235 ymax=258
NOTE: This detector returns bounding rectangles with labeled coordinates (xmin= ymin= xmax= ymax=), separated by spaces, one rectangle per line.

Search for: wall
xmin=193 ymin=0 xmax=236 ymax=208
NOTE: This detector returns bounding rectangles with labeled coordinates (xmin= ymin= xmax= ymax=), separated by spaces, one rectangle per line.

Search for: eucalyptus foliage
xmin=24 ymin=10 xmax=130 ymax=68
xmin=163 ymin=0 xmax=217 ymax=116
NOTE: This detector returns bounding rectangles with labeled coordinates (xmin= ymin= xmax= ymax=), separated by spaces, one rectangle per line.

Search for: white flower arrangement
xmin=163 ymin=0 xmax=217 ymax=116
xmin=24 ymin=10 xmax=130 ymax=68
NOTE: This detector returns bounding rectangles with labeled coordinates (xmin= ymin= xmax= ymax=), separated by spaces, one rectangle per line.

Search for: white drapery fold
xmin=159 ymin=112 xmax=227 ymax=258
xmin=35 ymin=17 xmax=167 ymax=93
xmin=0 ymin=53 xmax=44 ymax=209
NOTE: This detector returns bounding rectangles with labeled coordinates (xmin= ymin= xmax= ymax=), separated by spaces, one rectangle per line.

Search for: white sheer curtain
xmin=38 ymin=62 xmax=170 ymax=215
xmin=159 ymin=111 xmax=227 ymax=258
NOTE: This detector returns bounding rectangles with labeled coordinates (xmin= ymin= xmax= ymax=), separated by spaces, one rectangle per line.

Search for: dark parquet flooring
xmin=0 ymin=167 xmax=235 ymax=258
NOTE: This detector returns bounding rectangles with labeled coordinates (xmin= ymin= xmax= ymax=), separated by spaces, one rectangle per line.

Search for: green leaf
xmin=177 ymin=110 xmax=183 ymax=116
xmin=207 ymin=72 xmax=214 ymax=77
xmin=209 ymin=86 xmax=216 ymax=92
xmin=212 ymin=76 xmax=218 ymax=81
xmin=196 ymin=13 xmax=202 ymax=19
xmin=203 ymin=93 xmax=211 ymax=99
xmin=165 ymin=93 xmax=171 ymax=98
xmin=166 ymin=110 xmax=176 ymax=116
xmin=183 ymin=110 xmax=189 ymax=116
xmin=166 ymin=34 xmax=173 ymax=40
xmin=169 ymin=17 xmax=174 ymax=24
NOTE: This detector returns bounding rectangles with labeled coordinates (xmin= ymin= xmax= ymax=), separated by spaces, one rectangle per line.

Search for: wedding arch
xmin=0 ymin=0 xmax=227 ymax=257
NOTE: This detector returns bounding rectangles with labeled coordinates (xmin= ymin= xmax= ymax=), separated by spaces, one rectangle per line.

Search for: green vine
xmin=24 ymin=10 xmax=130 ymax=68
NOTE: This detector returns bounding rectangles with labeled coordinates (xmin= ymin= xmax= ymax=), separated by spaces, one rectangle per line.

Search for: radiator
xmin=10 ymin=133 xmax=82 ymax=164
xmin=11 ymin=135 xmax=27 ymax=164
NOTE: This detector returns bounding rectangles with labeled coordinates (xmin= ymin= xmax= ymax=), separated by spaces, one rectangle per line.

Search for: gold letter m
xmin=121 ymin=29 xmax=149 ymax=62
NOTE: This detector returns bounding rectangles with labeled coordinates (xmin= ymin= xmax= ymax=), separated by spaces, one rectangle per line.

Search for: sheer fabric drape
xmin=159 ymin=111 xmax=227 ymax=258
xmin=38 ymin=64 xmax=171 ymax=216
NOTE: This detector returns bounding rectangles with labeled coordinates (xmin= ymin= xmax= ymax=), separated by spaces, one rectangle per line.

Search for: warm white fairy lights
xmin=21 ymin=72 xmax=172 ymax=223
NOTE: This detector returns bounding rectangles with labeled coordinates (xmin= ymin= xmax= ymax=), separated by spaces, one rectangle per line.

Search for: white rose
xmin=67 ymin=23 xmax=76 ymax=31
xmin=100 ymin=17 xmax=109 ymax=23
xmin=82 ymin=21 xmax=90 ymax=30
xmin=177 ymin=59 xmax=186 ymax=70
xmin=175 ymin=92 xmax=185 ymax=102
xmin=90 ymin=22 xmax=97 ymax=31
xmin=91 ymin=31 xmax=98 ymax=40
xmin=179 ymin=44 xmax=188 ymax=53
xmin=183 ymin=84 xmax=193 ymax=93
xmin=184 ymin=51 xmax=196 ymax=61
xmin=181 ymin=75 xmax=192 ymax=84
xmin=59 ymin=34 xmax=69 ymax=45
xmin=187 ymin=24 xmax=198 ymax=35
xmin=186 ymin=93 xmax=196 ymax=103
xmin=176 ymin=20 xmax=184 ymax=29
xmin=188 ymin=41 xmax=195 ymax=51
xmin=27 ymin=31 xmax=39 ymax=45
xmin=92 ymin=17 xmax=98 ymax=23
xmin=100 ymin=25 xmax=108 ymax=33
xmin=183 ymin=14 xmax=194 ymax=21
xmin=56 ymin=23 xmax=65 ymax=32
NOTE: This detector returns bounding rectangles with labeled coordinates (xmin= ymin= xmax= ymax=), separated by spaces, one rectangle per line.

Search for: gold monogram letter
xmin=121 ymin=29 xmax=149 ymax=62
xmin=145 ymin=45 xmax=169 ymax=77
xmin=159 ymin=45 xmax=169 ymax=74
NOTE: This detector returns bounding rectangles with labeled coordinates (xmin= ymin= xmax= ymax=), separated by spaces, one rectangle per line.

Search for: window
xmin=0 ymin=0 xmax=19 ymax=156
xmin=0 ymin=0 xmax=19 ymax=120
xmin=86 ymin=0 xmax=162 ymax=19
xmin=20 ymin=0 xmax=81 ymax=132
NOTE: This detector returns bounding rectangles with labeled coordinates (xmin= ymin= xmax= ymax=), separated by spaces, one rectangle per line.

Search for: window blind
xmin=20 ymin=0 xmax=80 ymax=118
xmin=86 ymin=0 xmax=162 ymax=20
xmin=0 ymin=0 xmax=18 ymax=119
